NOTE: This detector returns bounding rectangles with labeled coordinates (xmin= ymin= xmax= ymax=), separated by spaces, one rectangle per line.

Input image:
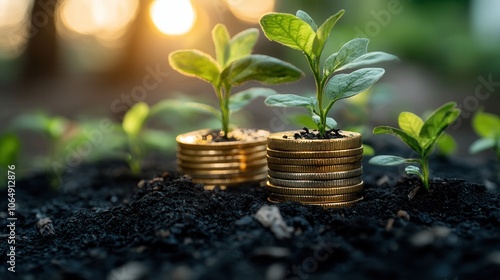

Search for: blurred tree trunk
xmin=107 ymin=0 xmax=153 ymax=82
xmin=23 ymin=0 xmax=59 ymax=80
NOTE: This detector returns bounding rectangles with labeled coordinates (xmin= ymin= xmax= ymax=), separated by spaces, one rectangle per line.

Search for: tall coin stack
xmin=266 ymin=131 xmax=364 ymax=208
xmin=176 ymin=129 xmax=269 ymax=190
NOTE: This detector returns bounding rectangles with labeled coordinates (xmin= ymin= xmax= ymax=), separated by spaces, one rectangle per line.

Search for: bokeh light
xmin=58 ymin=0 xmax=139 ymax=42
xmin=226 ymin=0 xmax=275 ymax=23
xmin=0 ymin=0 xmax=33 ymax=59
xmin=150 ymin=0 xmax=196 ymax=36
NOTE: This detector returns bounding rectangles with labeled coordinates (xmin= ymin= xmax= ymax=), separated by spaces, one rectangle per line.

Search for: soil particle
xmin=284 ymin=127 xmax=345 ymax=140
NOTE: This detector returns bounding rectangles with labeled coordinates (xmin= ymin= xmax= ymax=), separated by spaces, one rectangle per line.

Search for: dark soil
xmin=284 ymin=128 xmax=345 ymax=140
xmin=1 ymin=140 xmax=499 ymax=280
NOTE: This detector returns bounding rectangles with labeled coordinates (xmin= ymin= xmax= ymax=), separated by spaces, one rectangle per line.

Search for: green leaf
xmin=259 ymin=13 xmax=316 ymax=56
xmin=169 ymin=50 xmax=220 ymax=86
xmin=265 ymin=94 xmax=317 ymax=108
xmin=469 ymin=138 xmax=496 ymax=154
xmin=338 ymin=51 xmax=399 ymax=71
xmin=472 ymin=110 xmax=500 ymax=138
xmin=212 ymin=24 xmax=230 ymax=67
xmin=315 ymin=10 xmax=344 ymax=56
xmin=229 ymin=88 xmax=277 ymax=113
xmin=0 ymin=134 xmax=20 ymax=167
xmin=226 ymin=28 xmax=259 ymax=67
xmin=150 ymin=99 xmax=184 ymax=116
xmin=288 ymin=114 xmax=317 ymax=129
xmin=369 ymin=155 xmax=414 ymax=166
xmin=46 ymin=117 xmax=68 ymax=139
xmin=362 ymin=144 xmax=375 ymax=156
xmin=183 ymin=102 xmax=222 ymax=121
xmin=325 ymin=68 xmax=385 ymax=101
xmin=405 ymin=165 xmax=423 ymax=177
xmin=398 ymin=112 xmax=424 ymax=138
xmin=141 ymin=129 xmax=176 ymax=152
xmin=419 ymin=102 xmax=460 ymax=154
xmin=436 ymin=133 xmax=457 ymax=156
xmin=221 ymin=54 xmax=304 ymax=85
xmin=324 ymin=38 xmax=368 ymax=77
xmin=312 ymin=114 xmax=321 ymax=126
xmin=296 ymin=10 xmax=317 ymax=31
xmin=325 ymin=117 xmax=337 ymax=129
xmin=123 ymin=102 xmax=150 ymax=138
xmin=373 ymin=126 xmax=422 ymax=154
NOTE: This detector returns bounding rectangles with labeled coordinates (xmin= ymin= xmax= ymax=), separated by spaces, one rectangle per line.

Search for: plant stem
xmin=308 ymin=55 xmax=327 ymax=136
xmin=218 ymin=85 xmax=231 ymax=138
xmin=421 ymin=156 xmax=430 ymax=190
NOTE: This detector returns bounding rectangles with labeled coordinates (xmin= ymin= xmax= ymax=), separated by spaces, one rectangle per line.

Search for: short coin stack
xmin=266 ymin=131 xmax=364 ymax=208
xmin=176 ymin=129 xmax=269 ymax=190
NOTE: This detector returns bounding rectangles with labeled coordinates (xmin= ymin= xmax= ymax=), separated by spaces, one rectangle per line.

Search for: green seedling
xmin=260 ymin=10 xmax=397 ymax=137
xmin=469 ymin=110 xmax=500 ymax=161
xmin=168 ymin=23 xmax=303 ymax=138
xmin=0 ymin=133 xmax=20 ymax=187
xmin=369 ymin=102 xmax=461 ymax=190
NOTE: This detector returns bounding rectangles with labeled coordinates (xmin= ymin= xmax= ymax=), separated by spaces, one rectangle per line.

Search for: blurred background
xmin=1 ymin=0 xmax=499 ymax=177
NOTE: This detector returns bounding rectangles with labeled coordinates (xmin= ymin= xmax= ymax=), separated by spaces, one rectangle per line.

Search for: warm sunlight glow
xmin=150 ymin=0 xmax=196 ymax=36
xmin=58 ymin=0 xmax=138 ymax=41
xmin=0 ymin=0 xmax=32 ymax=59
xmin=226 ymin=0 xmax=275 ymax=23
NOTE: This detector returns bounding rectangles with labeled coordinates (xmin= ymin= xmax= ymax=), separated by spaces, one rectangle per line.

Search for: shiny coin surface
xmin=177 ymin=151 xmax=266 ymax=163
xmin=266 ymin=181 xmax=364 ymax=195
xmin=268 ymin=192 xmax=361 ymax=203
xmin=267 ymin=130 xmax=361 ymax=151
xmin=177 ymin=129 xmax=269 ymax=150
xmin=178 ymin=145 xmax=267 ymax=156
xmin=268 ymin=162 xmax=362 ymax=173
xmin=267 ymin=154 xmax=362 ymax=165
xmin=268 ymin=176 xmax=362 ymax=188
xmin=266 ymin=147 xmax=363 ymax=159
xmin=268 ymin=197 xmax=363 ymax=208
xmin=268 ymin=168 xmax=362 ymax=180
xmin=178 ymin=158 xmax=267 ymax=170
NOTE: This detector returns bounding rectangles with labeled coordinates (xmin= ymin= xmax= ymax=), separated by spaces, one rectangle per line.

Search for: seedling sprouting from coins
xmin=369 ymin=102 xmax=461 ymax=191
xmin=168 ymin=24 xmax=303 ymax=138
xmin=260 ymin=10 xmax=398 ymax=137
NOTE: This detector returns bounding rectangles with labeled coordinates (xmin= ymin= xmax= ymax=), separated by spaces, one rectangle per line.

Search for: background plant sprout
xmin=168 ymin=24 xmax=303 ymax=138
xmin=369 ymin=102 xmax=461 ymax=191
xmin=260 ymin=10 xmax=398 ymax=137
xmin=469 ymin=110 xmax=500 ymax=167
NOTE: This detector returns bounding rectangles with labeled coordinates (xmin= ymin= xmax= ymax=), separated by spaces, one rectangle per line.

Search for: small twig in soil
xmin=408 ymin=186 xmax=420 ymax=200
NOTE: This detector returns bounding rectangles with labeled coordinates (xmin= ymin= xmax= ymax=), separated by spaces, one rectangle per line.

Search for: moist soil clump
xmin=283 ymin=127 xmax=345 ymax=140
xmin=0 ymin=144 xmax=499 ymax=280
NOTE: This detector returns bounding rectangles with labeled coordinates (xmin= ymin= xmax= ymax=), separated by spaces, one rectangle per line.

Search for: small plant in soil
xmin=369 ymin=102 xmax=461 ymax=191
xmin=168 ymin=24 xmax=304 ymax=139
xmin=0 ymin=133 xmax=20 ymax=186
xmin=469 ymin=110 xmax=500 ymax=161
xmin=260 ymin=9 xmax=398 ymax=138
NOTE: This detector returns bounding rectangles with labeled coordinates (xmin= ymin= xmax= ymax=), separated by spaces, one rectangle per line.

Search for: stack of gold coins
xmin=266 ymin=131 xmax=364 ymax=208
xmin=176 ymin=129 xmax=269 ymax=190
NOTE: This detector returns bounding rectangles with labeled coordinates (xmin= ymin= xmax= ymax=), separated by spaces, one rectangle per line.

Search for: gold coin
xmin=178 ymin=158 xmax=267 ymax=169
xmin=177 ymin=151 xmax=267 ymax=163
xmin=268 ymin=192 xmax=361 ymax=203
xmin=178 ymin=165 xmax=267 ymax=175
xmin=266 ymin=147 xmax=363 ymax=159
xmin=177 ymin=128 xmax=269 ymax=150
xmin=267 ymin=130 xmax=361 ymax=151
xmin=267 ymin=154 xmax=362 ymax=165
xmin=181 ymin=168 xmax=267 ymax=179
xmin=268 ymin=197 xmax=363 ymax=208
xmin=178 ymin=145 xmax=267 ymax=156
xmin=268 ymin=162 xmax=362 ymax=173
xmin=266 ymin=181 xmax=364 ymax=195
xmin=192 ymin=173 xmax=267 ymax=185
xmin=268 ymin=168 xmax=362 ymax=180
xmin=268 ymin=176 xmax=362 ymax=188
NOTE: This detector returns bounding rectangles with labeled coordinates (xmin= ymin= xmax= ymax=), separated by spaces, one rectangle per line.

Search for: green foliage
xmin=0 ymin=133 xmax=20 ymax=186
xmin=260 ymin=10 xmax=397 ymax=137
xmin=169 ymin=24 xmax=303 ymax=137
xmin=369 ymin=102 xmax=461 ymax=190
xmin=469 ymin=110 xmax=500 ymax=160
